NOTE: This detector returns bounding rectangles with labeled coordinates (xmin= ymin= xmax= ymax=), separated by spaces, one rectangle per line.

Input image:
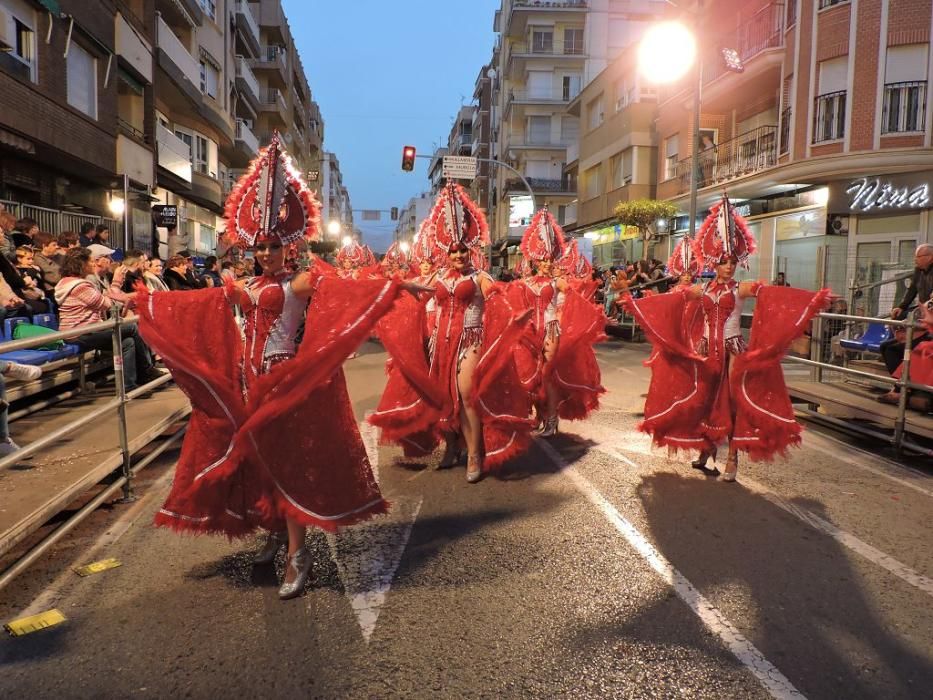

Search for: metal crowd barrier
xmin=788 ymin=311 xmax=931 ymax=457
xmin=0 ymin=316 xmax=187 ymax=592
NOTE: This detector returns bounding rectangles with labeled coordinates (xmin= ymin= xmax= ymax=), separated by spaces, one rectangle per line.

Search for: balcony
xmin=117 ymin=134 xmax=155 ymax=188
xmin=506 ymin=88 xmax=572 ymax=117
xmin=116 ymin=13 xmax=153 ymax=84
xmin=881 ymin=81 xmax=927 ymax=135
xmin=669 ymin=125 xmax=778 ymax=195
xmin=156 ymin=16 xmax=199 ymax=91
xmin=250 ymin=45 xmax=287 ymax=87
xmin=259 ymin=88 xmax=288 ymax=126
xmin=508 ymin=138 xmax=571 ymax=151
xmin=505 ymin=176 xmax=577 ymax=195
xmin=501 ymin=0 xmax=588 ymax=38
xmin=235 ymin=56 xmax=260 ymax=107
xmin=156 ymin=123 xmax=192 ymax=184
xmin=235 ymin=119 xmax=259 ymax=157
xmin=234 ymin=1 xmax=260 ymax=57
xmin=507 ymin=39 xmax=585 ymax=72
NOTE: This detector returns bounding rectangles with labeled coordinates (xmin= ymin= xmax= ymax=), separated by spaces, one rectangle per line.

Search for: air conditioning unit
xmin=827 ymin=214 xmax=849 ymax=235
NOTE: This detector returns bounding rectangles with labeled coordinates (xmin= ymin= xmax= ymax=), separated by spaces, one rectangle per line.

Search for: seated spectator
xmin=201 ymin=255 xmax=222 ymax=288
xmin=0 ymin=359 xmax=44 ymax=457
xmin=179 ymin=251 xmax=205 ymax=288
xmin=91 ymin=224 xmax=111 ymax=248
xmin=0 ymin=212 xmax=17 ymax=262
xmin=163 ymin=254 xmax=197 ymax=291
xmin=32 ymin=232 xmax=61 ymax=291
xmin=144 ymin=257 xmax=169 ymax=292
xmin=772 ymin=272 xmax=791 ymax=287
xmin=12 ymin=217 xmax=38 ymax=248
xmin=220 ymin=260 xmax=236 ymax=285
xmin=0 ymin=273 xmax=30 ymax=325
xmin=116 ymin=249 xmax=149 ymax=294
xmin=15 ymin=245 xmax=46 ymax=292
xmin=57 ymin=231 xmax=79 ymax=258
xmin=86 ymin=243 xmax=116 ymax=293
xmin=55 ymin=248 xmax=161 ymax=390
xmin=78 ymin=221 xmax=96 ymax=247
xmin=0 ymin=239 xmax=48 ymax=314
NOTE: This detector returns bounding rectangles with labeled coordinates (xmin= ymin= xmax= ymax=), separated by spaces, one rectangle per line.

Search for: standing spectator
xmin=772 ymin=272 xmax=790 ymax=286
xmin=201 ymin=255 xmax=222 ymax=288
xmin=180 ymin=252 xmax=205 ymax=288
xmin=163 ymin=255 xmax=196 ymax=290
xmin=32 ymin=232 xmax=62 ymax=289
xmin=878 ymin=244 xmax=933 ymax=403
xmin=12 ymin=217 xmax=38 ymax=248
xmin=78 ymin=222 xmax=96 ymax=247
xmin=55 ymin=248 xmax=160 ymax=390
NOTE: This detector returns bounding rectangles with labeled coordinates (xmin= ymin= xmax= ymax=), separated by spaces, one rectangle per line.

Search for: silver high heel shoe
xmin=466 ymin=455 xmax=484 ymax=484
xmin=253 ymin=531 xmax=287 ymax=565
xmin=278 ymin=547 xmax=313 ymax=600
xmin=538 ymin=415 xmax=559 ymax=438
xmin=720 ymin=454 xmax=738 ymax=483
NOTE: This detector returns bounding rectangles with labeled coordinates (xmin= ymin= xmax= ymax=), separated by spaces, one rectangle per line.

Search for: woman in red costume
xmin=510 ymin=207 xmax=605 ymax=437
xmin=625 ymin=196 xmax=830 ymax=482
xmin=381 ymin=240 xmax=412 ymax=279
xmin=371 ymin=184 xmax=534 ymax=483
xmin=335 ymin=239 xmax=377 ymax=279
xmin=557 ymin=238 xmax=598 ymax=301
xmin=136 ymin=134 xmax=421 ymax=599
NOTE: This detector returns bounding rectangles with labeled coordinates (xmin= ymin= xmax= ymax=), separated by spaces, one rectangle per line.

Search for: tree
xmin=614 ymin=199 xmax=678 ymax=242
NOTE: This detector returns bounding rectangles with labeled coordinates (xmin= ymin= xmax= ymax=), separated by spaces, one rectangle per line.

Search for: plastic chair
xmin=839 ymin=322 xmax=892 ymax=353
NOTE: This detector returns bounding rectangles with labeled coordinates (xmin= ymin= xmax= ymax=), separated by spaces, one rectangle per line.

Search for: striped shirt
xmin=54 ymin=277 xmax=114 ymax=336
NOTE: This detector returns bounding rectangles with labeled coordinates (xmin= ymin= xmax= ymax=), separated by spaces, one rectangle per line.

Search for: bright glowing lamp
xmin=583 ymin=231 xmax=599 ymax=240
xmin=341 ymin=235 xmax=352 ymax=247
xmin=109 ymin=197 xmax=125 ymax=216
xmin=327 ymin=220 xmax=342 ymax=236
xmin=638 ymin=22 xmax=697 ymax=84
xmin=399 ymin=241 xmax=411 ymax=253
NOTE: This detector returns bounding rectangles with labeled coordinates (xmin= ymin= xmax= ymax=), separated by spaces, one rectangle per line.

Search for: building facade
xmin=654 ymin=0 xmax=933 ymax=307
xmin=470 ymin=59 xmax=497 ymax=220
xmin=320 ymin=151 xmax=352 ymax=237
xmin=393 ymin=192 xmax=433 ymax=244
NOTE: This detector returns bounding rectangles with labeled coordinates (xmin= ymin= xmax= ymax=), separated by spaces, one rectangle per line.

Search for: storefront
xmin=152 ymin=188 xmax=224 ymax=260
xmin=827 ymin=170 xmax=933 ymax=315
xmin=583 ymin=221 xmax=642 ymax=268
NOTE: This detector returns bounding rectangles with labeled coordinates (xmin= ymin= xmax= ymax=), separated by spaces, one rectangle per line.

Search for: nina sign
xmin=844 ymin=175 xmax=931 ymax=213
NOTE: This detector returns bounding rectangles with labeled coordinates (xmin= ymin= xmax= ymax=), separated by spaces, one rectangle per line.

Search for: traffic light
xmin=390 ymin=207 xmax=399 ymax=221
xmin=401 ymin=145 xmax=416 ymax=172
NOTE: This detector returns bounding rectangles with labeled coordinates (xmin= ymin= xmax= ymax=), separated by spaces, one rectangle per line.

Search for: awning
xmin=117 ymin=67 xmax=145 ymax=95
xmin=36 ymin=0 xmax=61 ymax=13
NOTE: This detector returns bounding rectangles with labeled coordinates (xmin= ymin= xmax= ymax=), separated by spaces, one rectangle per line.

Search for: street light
xmin=399 ymin=241 xmax=410 ymax=254
xmin=327 ymin=220 xmax=342 ymax=237
xmin=341 ymin=235 xmax=352 ymax=247
xmin=639 ymin=12 xmax=743 ymax=245
xmin=108 ymin=197 xmax=125 ymax=216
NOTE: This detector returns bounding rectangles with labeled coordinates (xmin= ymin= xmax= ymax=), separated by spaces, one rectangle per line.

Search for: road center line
xmin=536 ymin=439 xmax=804 ymax=700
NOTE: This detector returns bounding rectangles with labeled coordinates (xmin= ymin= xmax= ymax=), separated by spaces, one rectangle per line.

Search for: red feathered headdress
xmin=471 ymin=246 xmax=489 ymax=272
xmin=558 ymin=238 xmax=592 ymax=278
xmin=336 ymin=239 xmax=369 ymax=267
xmin=667 ymin=237 xmax=701 ymax=278
xmin=693 ymin=195 xmax=757 ymax=270
xmin=410 ymin=220 xmax=438 ymax=266
xmin=383 ymin=240 xmax=411 ymax=268
xmin=520 ymin=206 xmax=565 ymax=263
xmin=513 ymin=256 xmax=532 ymax=277
xmin=224 ymin=131 xmax=320 ymax=247
xmin=430 ymin=183 xmax=489 ymax=253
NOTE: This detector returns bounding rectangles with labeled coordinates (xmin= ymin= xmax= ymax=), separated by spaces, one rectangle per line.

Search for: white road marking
xmin=360 ymin=415 xmax=380 ymax=486
xmin=325 ymin=496 xmax=422 ymax=643
xmin=14 ymin=467 xmax=175 ymax=620
xmin=537 ymin=439 xmax=805 ymax=700
xmin=572 ymin=421 xmax=933 ymax=600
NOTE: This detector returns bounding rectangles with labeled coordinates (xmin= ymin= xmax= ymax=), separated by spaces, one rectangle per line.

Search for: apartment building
xmin=564 ymin=42 xmax=658 ymax=267
xmin=320 ymin=151 xmax=352 ymax=235
xmin=470 ymin=58 xmax=497 ymax=218
xmin=0 ymin=0 xmax=148 ymax=240
xmin=491 ymin=0 xmax=666 ymax=266
xmin=654 ymin=0 xmax=933 ymax=307
xmin=393 ymin=192 xmax=433 ymax=244
xmin=427 ymin=147 xmax=449 ymax=195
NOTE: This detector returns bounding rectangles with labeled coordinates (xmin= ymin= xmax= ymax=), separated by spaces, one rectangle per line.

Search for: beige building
xmin=564 ymin=43 xmax=658 ymax=267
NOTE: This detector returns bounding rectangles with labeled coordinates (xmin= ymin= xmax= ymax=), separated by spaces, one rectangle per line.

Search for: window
xmin=587 ymin=95 xmax=604 ymax=130
xmin=610 ymin=151 xmax=634 ymax=189
xmin=813 ymin=57 xmax=847 ymax=142
xmin=564 ymin=28 xmax=583 ymax=55
xmin=200 ymin=60 xmax=218 ymax=98
xmin=174 ymin=128 xmax=217 ymax=177
xmin=882 ymin=44 xmax=929 ymax=134
xmin=583 ymin=165 xmax=601 ymax=199
xmin=663 ymin=135 xmax=679 ymax=180
xmin=786 ymin=0 xmax=797 ymax=27
xmin=527 ymin=116 xmax=551 ymax=145
xmin=818 ymin=0 xmax=849 ymax=8
xmin=2 ymin=3 xmax=37 ymax=82
xmin=562 ymin=74 xmax=581 ymax=101
xmin=66 ymin=42 xmax=97 ymax=119
xmin=560 ymin=116 xmax=579 ymax=144
xmin=528 ymin=71 xmax=552 ymax=99
xmin=198 ymin=0 xmax=216 ymax=20
xmin=531 ymin=28 xmax=553 ymax=53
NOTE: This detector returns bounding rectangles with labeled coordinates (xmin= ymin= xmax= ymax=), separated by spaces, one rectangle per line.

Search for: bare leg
xmin=284 ymin=517 xmax=306 ymax=583
xmin=457 ymin=346 xmax=482 ymax=460
xmin=721 ymin=444 xmax=739 ymax=482
xmin=543 ymin=335 xmax=559 ymax=420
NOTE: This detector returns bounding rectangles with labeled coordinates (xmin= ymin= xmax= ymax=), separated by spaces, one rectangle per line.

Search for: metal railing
xmin=673 ymin=125 xmax=779 ymax=194
xmin=813 ymin=90 xmax=846 ymax=143
xmin=0 ymin=200 xmax=118 ymax=237
xmin=0 ymin=314 xmax=188 ymax=591
xmin=504 ymin=176 xmax=576 ymax=193
xmin=882 ymin=81 xmax=927 ymax=134
xmin=706 ymin=2 xmax=785 ymax=82
xmin=779 ymin=107 xmax=792 ymax=154
xmin=510 ymin=40 xmax=585 ymax=56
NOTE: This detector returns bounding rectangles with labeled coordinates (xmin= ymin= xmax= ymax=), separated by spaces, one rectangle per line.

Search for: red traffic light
xmin=401 ymin=146 xmax=416 ymax=172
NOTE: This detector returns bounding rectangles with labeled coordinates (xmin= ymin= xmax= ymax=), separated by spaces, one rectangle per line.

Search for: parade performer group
xmin=138 ymin=130 xmax=827 ymax=604
xmin=625 ymin=196 xmax=829 ymax=482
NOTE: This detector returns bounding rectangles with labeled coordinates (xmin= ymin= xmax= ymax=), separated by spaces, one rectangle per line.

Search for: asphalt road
xmin=1 ymin=340 xmax=932 ymax=699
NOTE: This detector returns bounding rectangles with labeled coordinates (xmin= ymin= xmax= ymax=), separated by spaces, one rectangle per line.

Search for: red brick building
xmin=654 ymin=0 xmax=932 ymax=306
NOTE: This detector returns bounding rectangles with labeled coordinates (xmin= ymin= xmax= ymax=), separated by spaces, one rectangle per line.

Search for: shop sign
xmin=587 ymin=223 xmax=639 ymax=245
xmin=832 ymin=173 xmax=932 ymax=213
xmin=152 ymin=205 xmax=178 ymax=228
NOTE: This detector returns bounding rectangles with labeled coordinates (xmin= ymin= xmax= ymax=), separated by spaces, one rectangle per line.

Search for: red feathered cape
xmin=137 ymin=272 xmax=401 ymax=537
xmin=627 ymin=285 xmax=830 ymax=460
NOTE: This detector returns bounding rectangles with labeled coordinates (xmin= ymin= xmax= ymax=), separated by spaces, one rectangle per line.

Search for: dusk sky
xmin=283 ymin=0 xmax=502 ymax=253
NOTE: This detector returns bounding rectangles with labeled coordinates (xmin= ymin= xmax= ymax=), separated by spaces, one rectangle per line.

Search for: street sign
xmin=361 ymin=210 xmax=381 ymax=221
xmin=442 ymin=156 xmax=477 ymax=180
xmin=152 ymin=205 xmax=178 ymax=228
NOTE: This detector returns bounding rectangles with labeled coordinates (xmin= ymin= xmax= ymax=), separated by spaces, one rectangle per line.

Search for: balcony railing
xmin=509 ymin=138 xmax=572 ymax=149
xmin=261 ymin=88 xmax=287 ymax=113
xmin=706 ymin=3 xmax=785 ymax=82
xmin=235 ymin=1 xmax=260 ymax=46
xmin=253 ymin=45 xmax=287 ymax=72
xmin=672 ymin=125 xmax=778 ymax=194
xmin=510 ymin=40 xmax=585 ymax=57
xmin=513 ymin=0 xmax=587 ymax=8
xmin=882 ymin=81 xmax=927 ymax=134
xmin=505 ymin=176 xmax=576 ymax=194
xmin=157 ymin=16 xmax=199 ymax=88
xmin=508 ymin=89 xmax=573 ymax=104
xmin=235 ymin=119 xmax=259 ymax=154
xmin=779 ymin=107 xmax=792 ymax=153
xmin=235 ymin=56 xmax=260 ymax=101
xmin=156 ymin=123 xmax=193 ymax=183
xmin=813 ymin=91 xmax=846 ymax=143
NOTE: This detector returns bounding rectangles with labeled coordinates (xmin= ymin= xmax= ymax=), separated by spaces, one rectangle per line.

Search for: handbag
xmin=12 ymin=322 xmax=65 ymax=350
